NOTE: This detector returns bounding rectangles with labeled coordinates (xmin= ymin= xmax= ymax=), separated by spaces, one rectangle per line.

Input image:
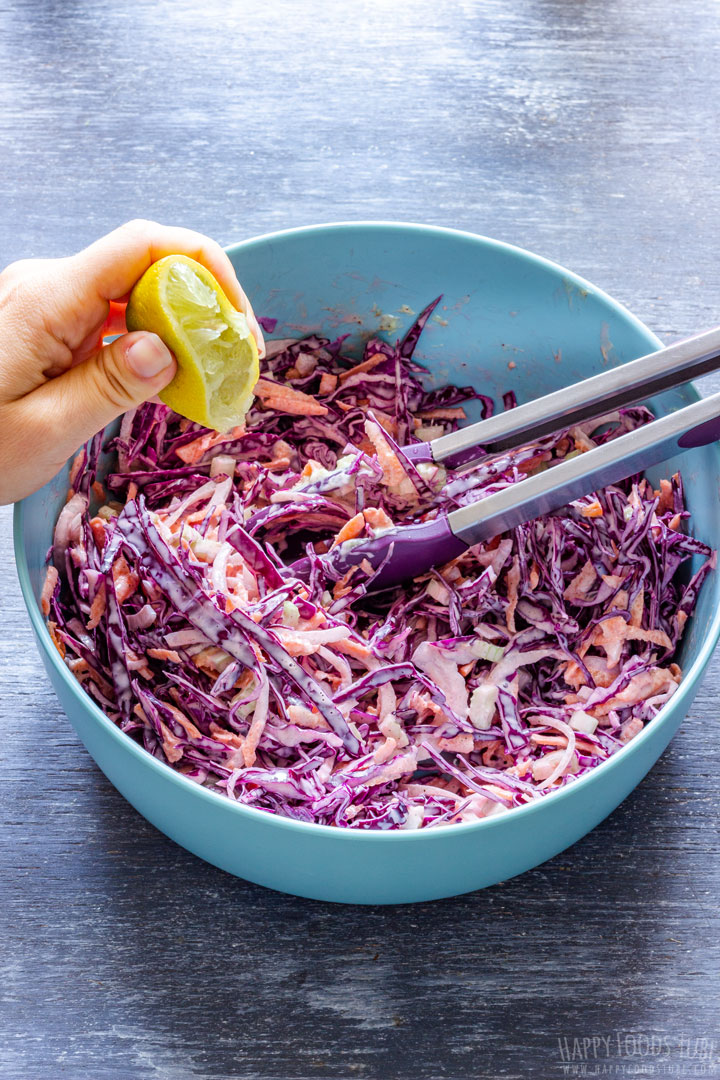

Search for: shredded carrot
xmin=332 ymin=566 xmax=358 ymax=599
xmin=112 ymin=556 xmax=140 ymax=604
xmin=47 ymin=620 xmax=65 ymax=658
xmin=254 ymin=378 xmax=329 ymax=416
xmin=158 ymin=720 xmax=184 ymax=763
xmin=147 ymin=648 xmax=182 ymax=663
xmin=655 ymin=478 xmax=674 ymax=513
xmin=365 ymin=419 xmax=418 ymax=499
xmin=505 ymin=556 xmax=520 ymax=633
xmin=333 ymin=637 xmax=374 ymax=662
xmin=581 ymin=500 xmax=604 ymax=518
xmin=338 ymin=352 xmax=386 ymax=383
xmin=517 ymin=452 xmax=551 ymax=475
xmin=209 ymin=722 xmax=244 ymax=749
xmin=416 ymin=407 xmax=467 ymax=420
xmin=362 ymin=506 xmax=394 ymax=531
xmin=332 ymin=512 xmax=365 ymax=547
xmin=265 ymin=456 xmax=292 ymax=472
xmin=41 ymin=565 xmax=59 ymax=616
xmin=89 ymin=516 xmax=106 ymax=551
xmin=86 ymin=582 xmax=106 ymax=630
xmin=437 ymin=734 xmax=474 ymax=753
xmin=176 ymin=426 xmax=245 ymax=465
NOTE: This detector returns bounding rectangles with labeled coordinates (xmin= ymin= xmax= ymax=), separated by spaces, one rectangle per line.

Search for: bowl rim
xmin=14 ymin=220 xmax=720 ymax=844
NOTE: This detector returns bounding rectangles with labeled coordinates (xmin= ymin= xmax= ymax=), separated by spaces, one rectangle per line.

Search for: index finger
xmin=70 ymin=219 xmax=266 ymax=357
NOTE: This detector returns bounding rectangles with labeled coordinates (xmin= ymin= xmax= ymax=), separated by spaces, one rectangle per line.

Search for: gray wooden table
xmin=2 ymin=2 xmax=720 ymax=1078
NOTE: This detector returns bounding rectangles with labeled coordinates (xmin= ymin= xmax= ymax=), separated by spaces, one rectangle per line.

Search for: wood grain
xmin=2 ymin=1 xmax=720 ymax=1077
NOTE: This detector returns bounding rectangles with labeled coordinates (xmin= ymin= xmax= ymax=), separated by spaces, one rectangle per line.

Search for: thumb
xmin=24 ymin=331 xmax=176 ymax=459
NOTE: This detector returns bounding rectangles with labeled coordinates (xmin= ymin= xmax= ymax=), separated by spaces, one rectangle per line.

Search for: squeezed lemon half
xmin=126 ymin=254 xmax=259 ymax=431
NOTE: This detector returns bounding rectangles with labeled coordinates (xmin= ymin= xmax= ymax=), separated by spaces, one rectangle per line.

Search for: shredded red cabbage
xmin=43 ymin=300 xmax=715 ymax=830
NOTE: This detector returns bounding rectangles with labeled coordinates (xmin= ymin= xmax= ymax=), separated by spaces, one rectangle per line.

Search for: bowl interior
xmin=17 ymin=222 xmax=720 ymax=765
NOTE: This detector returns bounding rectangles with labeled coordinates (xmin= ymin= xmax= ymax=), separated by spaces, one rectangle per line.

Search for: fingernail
xmin=127 ymin=334 xmax=173 ymax=379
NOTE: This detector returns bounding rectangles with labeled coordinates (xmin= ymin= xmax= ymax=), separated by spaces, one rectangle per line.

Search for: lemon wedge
xmin=126 ymin=254 xmax=259 ymax=431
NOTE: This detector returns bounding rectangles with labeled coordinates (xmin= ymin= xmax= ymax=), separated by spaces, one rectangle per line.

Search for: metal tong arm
xmin=448 ymin=389 xmax=720 ymax=548
xmin=414 ymin=326 xmax=720 ymax=469
xmin=290 ymin=392 xmax=720 ymax=590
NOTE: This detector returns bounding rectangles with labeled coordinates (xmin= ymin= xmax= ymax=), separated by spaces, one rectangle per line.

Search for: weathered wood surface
xmin=2 ymin=1 xmax=720 ymax=1077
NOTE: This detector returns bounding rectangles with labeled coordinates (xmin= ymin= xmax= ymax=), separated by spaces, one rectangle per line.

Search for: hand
xmin=0 ymin=219 xmax=265 ymax=504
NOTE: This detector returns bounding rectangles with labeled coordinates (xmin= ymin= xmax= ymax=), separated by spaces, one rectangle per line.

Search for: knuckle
xmin=0 ymin=258 xmax=53 ymax=295
xmin=0 ymin=259 xmax=40 ymax=301
xmin=0 ymin=265 xmax=37 ymax=319
xmin=205 ymin=236 xmax=225 ymax=258
xmin=123 ymin=217 xmax=156 ymax=237
xmin=0 ymin=258 xmax=28 ymax=282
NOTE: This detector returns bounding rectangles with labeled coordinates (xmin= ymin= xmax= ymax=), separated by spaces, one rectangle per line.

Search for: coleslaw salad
xmin=41 ymin=301 xmax=715 ymax=830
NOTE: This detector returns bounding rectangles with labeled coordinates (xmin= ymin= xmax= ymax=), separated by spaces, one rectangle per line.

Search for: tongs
xmin=292 ymin=327 xmax=720 ymax=589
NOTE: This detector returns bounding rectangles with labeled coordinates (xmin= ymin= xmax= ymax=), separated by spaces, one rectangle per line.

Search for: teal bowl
xmin=14 ymin=223 xmax=720 ymax=904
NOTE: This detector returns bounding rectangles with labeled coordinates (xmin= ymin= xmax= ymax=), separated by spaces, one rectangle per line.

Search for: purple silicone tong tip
xmin=400 ymin=442 xmax=435 ymax=465
xmin=290 ymin=515 xmax=467 ymax=591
